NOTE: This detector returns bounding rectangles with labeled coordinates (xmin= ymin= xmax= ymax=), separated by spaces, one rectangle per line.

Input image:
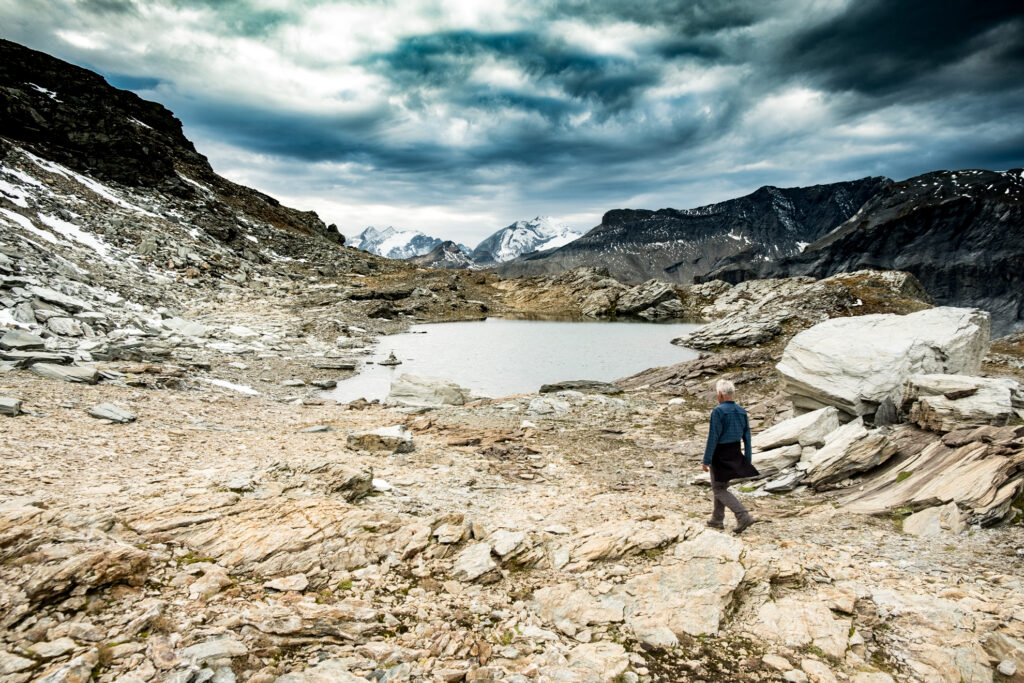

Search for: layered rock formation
xmin=705 ymin=169 xmax=1024 ymax=335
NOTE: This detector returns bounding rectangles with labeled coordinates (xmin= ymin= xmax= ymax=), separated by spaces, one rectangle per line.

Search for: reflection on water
xmin=324 ymin=318 xmax=702 ymax=403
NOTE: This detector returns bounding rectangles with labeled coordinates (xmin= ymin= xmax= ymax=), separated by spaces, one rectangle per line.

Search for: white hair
xmin=715 ymin=379 xmax=736 ymax=399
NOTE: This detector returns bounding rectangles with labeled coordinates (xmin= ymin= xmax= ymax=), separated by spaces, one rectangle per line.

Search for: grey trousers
xmin=711 ymin=480 xmax=751 ymax=523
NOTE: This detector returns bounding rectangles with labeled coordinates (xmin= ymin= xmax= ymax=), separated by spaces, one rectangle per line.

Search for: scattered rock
xmin=539 ymin=380 xmax=623 ymax=394
xmin=754 ymin=598 xmax=851 ymax=659
xmin=753 ymin=407 xmax=840 ymax=450
xmin=0 ymin=328 xmax=45 ymax=350
xmin=902 ymin=502 xmax=968 ymax=537
xmin=798 ymin=418 xmax=897 ymax=489
xmin=347 ymin=425 xmax=415 ymax=453
xmin=452 ymin=543 xmax=499 ymax=583
xmin=180 ymin=637 xmax=248 ymax=665
xmin=87 ymin=402 xmax=136 ymax=423
xmin=0 ymin=651 xmax=35 ymax=675
xmin=274 ymin=659 xmax=366 ymax=683
xmin=264 ymin=574 xmax=310 ymax=592
xmin=0 ymin=396 xmax=22 ymax=416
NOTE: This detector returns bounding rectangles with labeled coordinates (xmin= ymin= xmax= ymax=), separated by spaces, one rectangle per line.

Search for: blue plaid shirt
xmin=702 ymin=401 xmax=752 ymax=465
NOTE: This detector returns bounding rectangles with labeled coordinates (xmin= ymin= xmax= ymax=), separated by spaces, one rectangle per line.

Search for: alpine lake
xmin=325 ymin=317 xmax=703 ymax=403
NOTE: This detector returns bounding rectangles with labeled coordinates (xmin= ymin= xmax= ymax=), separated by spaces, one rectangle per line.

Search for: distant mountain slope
xmin=471 ymin=216 xmax=581 ymax=265
xmin=350 ymin=226 xmax=456 ymax=260
xmin=704 ymin=169 xmax=1024 ymax=335
xmin=407 ymin=241 xmax=475 ymax=269
xmin=495 ymin=179 xmax=891 ymax=284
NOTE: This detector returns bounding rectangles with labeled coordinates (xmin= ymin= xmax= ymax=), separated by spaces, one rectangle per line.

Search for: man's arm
xmin=702 ymin=409 xmax=721 ymax=466
xmin=743 ymin=412 xmax=752 ymax=462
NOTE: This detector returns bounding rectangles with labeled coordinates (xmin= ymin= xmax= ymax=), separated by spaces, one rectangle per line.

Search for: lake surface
xmin=325 ymin=318 xmax=702 ymax=403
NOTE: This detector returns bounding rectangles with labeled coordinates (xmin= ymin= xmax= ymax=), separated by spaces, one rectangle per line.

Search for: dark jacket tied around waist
xmin=703 ymin=401 xmax=759 ymax=482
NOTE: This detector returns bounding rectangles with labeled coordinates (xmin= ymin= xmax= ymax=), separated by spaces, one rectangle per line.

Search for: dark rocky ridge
xmin=0 ymin=39 xmax=336 ymax=242
xmin=704 ymin=169 xmax=1024 ymax=336
xmin=495 ymin=178 xmax=890 ymax=284
xmin=407 ymin=241 xmax=474 ymax=269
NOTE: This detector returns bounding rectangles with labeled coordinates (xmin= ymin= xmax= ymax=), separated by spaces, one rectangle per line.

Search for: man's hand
xmin=702 ymin=464 xmax=709 ymax=472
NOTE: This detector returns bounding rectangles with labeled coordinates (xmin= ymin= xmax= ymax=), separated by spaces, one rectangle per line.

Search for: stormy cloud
xmin=0 ymin=0 xmax=1021 ymax=243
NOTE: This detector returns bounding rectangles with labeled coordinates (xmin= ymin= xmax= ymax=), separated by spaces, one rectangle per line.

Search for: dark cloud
xmin=367 ymin=30 xmax=661 ymax=111
xmin=784 ymin=0 xmax=1024 ymax=96
xmin=1 ymin=0 xmax=1023 ymax=238
xmin=545 ymin=0 xmax=780 ymax=33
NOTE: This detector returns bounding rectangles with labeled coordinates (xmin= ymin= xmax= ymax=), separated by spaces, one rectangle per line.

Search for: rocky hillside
xmin=0 ymin=39 xmax=339 ymax=244
xmin=495 ymin=178 xmax=889 ymax=284
xmin=471 ymin=216 xmax=581 ymax=266
xmin=703 ymin=169 xmax=1024 ymax=336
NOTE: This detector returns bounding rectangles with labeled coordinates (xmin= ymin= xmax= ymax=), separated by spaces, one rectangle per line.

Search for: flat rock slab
xmin=274 ymin=659 xmax=366 ymax=683
xmin=0 ymin=329 xmax=44 ymax=351
xmin=902 ymin=502 xmax=967 ymax=537
xmin=28 ymin=285 xmax=90 ymax=312
xmin=311 ymin=360 xmax=356 ymax=370
xmin=299 ymin=425 xmax=333 ymax=433
xmin=0 ymin=396 xmax=22 ymax=416
xmin=539 ymin=380 xmax=623 ymax=394
xmin=88 ymin=403 xmax=137 ymax=423
xmin=0 ymin=350 xmax=74 ymax=366
xmin=753 ymin=406 xmax=840 ymax=450
xmin=180 ymin=637 xmax=248 ymax=664
xmin=264 ymin=574 xmax=309 ymax=592
xmin=30 ymin=362 xmax=99 ymax=384
xmin=452 ymin=542 xmax=499 ymax=583
xmin=386 ymin=373 xmax=472 ymax=408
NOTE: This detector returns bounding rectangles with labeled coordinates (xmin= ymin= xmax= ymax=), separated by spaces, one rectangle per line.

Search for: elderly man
xmin=702 ymin=379 xmax=759 ymax=534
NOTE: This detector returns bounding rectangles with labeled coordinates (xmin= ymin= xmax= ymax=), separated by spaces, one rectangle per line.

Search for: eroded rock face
xmin=777 ymin=307 xmax=990 ymax=418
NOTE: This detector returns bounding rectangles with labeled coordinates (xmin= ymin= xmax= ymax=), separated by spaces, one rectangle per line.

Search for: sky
xmin=2 ymin=0 xmax=1023 ymax=245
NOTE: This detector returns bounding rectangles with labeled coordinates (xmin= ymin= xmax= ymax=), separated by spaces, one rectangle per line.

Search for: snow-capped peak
xmin=472 ymin=216 xmax=581 ymax=264
xmin=349 ymin=225 xmax=443 ymax=260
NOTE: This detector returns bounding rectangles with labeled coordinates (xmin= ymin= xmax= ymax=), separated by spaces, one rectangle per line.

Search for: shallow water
xmin=324 ymin=318 xmax=702 ymax=403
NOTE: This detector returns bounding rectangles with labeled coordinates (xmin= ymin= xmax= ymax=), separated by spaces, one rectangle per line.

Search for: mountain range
xmin=2 ymin=36 xmax=1020 ymax=335
xmin=350 ymin=216 xmax=581 ymax=267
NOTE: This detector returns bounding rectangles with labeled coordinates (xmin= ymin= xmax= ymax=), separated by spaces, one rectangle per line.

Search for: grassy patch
xmin=895 ymin=470 xmax=913 ymax=483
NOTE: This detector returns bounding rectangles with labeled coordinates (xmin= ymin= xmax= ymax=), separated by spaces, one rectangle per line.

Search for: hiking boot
xmin=705 ymin=520 xmax=725 ymax=530
xmin=733 ymin=517 xmax=757 ymax=535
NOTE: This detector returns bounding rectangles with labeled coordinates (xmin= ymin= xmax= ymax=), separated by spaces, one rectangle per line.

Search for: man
xmin=702 ymin=379 xmax=759 ymax=534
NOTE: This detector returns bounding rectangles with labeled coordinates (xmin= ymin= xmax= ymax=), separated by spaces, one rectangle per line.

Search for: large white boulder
xmin=386 ymin=373 xmax=472 ymax=408
xmin=777 ymin=307 xmax=990 ymax=418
